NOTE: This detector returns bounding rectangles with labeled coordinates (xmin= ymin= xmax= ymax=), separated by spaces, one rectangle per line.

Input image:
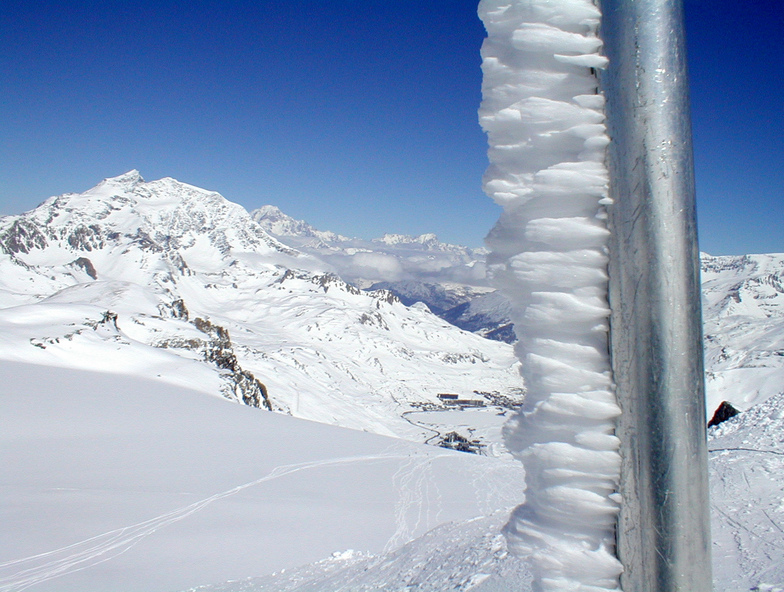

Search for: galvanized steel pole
xmin=598 ymin=1 xmax=712 ymax=590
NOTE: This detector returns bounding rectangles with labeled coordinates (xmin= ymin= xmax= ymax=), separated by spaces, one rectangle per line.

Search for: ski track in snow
xmin=384 ymin=452 xmax=445 ymax=553
xmin=0 ymin=449 xmax=432 ymax=592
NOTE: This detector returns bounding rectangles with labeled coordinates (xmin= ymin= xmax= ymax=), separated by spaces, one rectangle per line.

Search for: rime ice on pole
xmin=478 ymin=1 xmax=623 ymax=590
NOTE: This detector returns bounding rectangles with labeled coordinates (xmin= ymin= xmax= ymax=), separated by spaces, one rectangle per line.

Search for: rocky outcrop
xmin=708 ymin=401 xmax=740 ymax=428
xmin=193 ymin=317 xmax=272 ymax=410
xmin=0 ymin=219 xmax=48 ymax=255
xmin=71 ymin=257 xmax=97 ymax=279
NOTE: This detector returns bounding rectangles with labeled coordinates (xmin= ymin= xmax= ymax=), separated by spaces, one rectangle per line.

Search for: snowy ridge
xmin=701 ymin=253 xmax=784 ymax=413
xmin=252 ymin=204 xmax=488 ymax=286
xmin=251 ymin=205 xmax=350 ymax=246
xmin=478 ymin=1 xmax=622 ymax=590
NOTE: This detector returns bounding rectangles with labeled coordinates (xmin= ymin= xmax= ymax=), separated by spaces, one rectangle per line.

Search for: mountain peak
xmin=375 ymin=233 xmax=443 ymax=248
xmin=251 ymin=206 xmax=349 ymax=244
xmin=1 ymin=173 xmax=302 ymax=266
xmin=255 ymin=205 xmax=285 ymax=218
xmin=100 ymin=170 xmax=145 ymax=187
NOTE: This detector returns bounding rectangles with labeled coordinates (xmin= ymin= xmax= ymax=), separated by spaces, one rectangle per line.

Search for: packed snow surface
xmin=4 ymin=360 xmax=781 ymax=592
xmin=708 ymin=391 xmax=784 ymax=591
xmin=478 ymin=0 xmax=621 ymax=590
xmin=0 ymin=361 xmax=527 ymax=592
xmin=180 ymin=390 xmax=784 ymax=592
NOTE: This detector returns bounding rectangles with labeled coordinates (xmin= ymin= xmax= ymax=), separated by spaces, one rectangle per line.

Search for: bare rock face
xmin=0 ymin=219 xmax=48 ymax=255
xmin=193 ymin=317 xmax=272 ymax=410
xmin=708 ymin=401 xmax=740 ymax=428
xmin=71 ymin=257 xmax=97 ymax=279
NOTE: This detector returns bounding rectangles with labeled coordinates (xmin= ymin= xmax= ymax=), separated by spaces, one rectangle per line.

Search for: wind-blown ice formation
xmin=478 ymin=1 xmax=622 ymax=590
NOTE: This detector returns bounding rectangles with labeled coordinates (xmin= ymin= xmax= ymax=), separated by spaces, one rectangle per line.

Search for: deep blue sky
xmin=1 ymin=1 xmax=781 ymax=254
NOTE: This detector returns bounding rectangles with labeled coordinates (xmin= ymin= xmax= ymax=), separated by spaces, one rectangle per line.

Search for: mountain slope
xmin=0 ymin=361 xmax=527 ymax=592
xmin=0 ymin=173 xmax=524 ymax=451
xmin=701 ymin=253 xmax=784 ymax=413
xmin=255 ymin=205 xmax=784 ymax=410
xmin=252 ymin=205 xmax=515 ymax=341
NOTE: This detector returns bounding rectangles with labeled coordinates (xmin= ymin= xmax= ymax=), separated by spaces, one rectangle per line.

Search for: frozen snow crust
xmin=478 ymin=1 xmax=622 ymax=590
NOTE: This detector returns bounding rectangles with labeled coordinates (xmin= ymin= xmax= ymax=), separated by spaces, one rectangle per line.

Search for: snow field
xmin=0 ymin=361 xmax=527 ymax=592
xmin=479 ymin=0 xmax=621 ymax=590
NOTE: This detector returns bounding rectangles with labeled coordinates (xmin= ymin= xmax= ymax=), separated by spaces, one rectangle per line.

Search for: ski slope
xmin=0 ymin=361 xmax=527 ymax=592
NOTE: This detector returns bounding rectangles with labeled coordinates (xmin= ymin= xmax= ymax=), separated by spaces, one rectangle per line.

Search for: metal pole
xmin=598 ymin=1 xmax=712 ymax=590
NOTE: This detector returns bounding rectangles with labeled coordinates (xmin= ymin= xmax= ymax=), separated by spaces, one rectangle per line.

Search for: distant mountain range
xmin=252 ymin=204 xmax=514 ymax=342
xmin=2 ymin=171 xmax=781 ymax=434
xmin=252 ymin=199 xmax=784 ymax=417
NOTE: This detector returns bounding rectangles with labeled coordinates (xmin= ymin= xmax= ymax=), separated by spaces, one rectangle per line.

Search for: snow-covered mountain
xmin=252 ymin=205 xmax=514 ymax=341
xmin=3 ymin=173 xmax=784 ymax=591
xmin=0 ymin=172 xmax=524 ymax=453
xmin=701 ymin=253 xmax=784 ymax=414
xmin=251 ymin=204 xmax=489 ymax=286
xmin=251 ymin=204 xmax=351 ymax=246
xmin=254 ymin=205 xmax=784 ymax=417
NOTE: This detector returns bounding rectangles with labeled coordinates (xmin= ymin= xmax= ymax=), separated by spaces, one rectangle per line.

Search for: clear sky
xmin=1 ymin=0 xmax=781 ymax=255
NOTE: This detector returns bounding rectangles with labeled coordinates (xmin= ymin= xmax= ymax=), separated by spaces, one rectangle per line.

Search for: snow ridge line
xmin=478 ymin=1 xmax=623 ymax=590
xmin=0 ymin=449 xmax=436 ymax=592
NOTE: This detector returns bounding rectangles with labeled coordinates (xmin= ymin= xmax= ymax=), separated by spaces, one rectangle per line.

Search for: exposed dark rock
xmin=315 ymin=273 xmax=360 ymax=295
xmin=127 ymin=229 xmax=161 ymax=252
xmin=708 ymin=401 xmax=740 ymax=427
xmin=193 ymin=317 xmax=272 ymax=410
xmin=482 ymin=323 xmax=516 ymax=343
xmin=359 ymin=312 xmax=389 ymax=330
xmin=167 ymin=252 xmax=191 ymax=275
xmin=169 ymin=299 xmax=189 ymax=320
xmin=0 ymin=219 xmax=48 ymax=254
xmin=369 ymin=288 xmax=400 ymax=306
xmin=66 ymin=224 xmax=104 ymax=251
xmin=71 ymin=257 xmax=97 ymax=279
xmin=438 ymin=431 xmax=483 ymax=454
xmin=156 ymin=337 xmax=202 ymax=350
